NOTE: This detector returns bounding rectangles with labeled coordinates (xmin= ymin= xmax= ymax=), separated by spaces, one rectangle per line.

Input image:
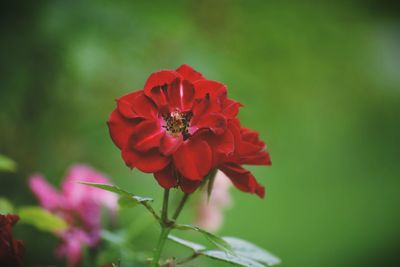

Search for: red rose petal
xmin=107 ymin=110 xmax=138 ymax=149
xmin=190 ymin=93 xmax=227 ymax=135
xmin=148 ymin=85 xmax=169 ymax=110
xmin=176 ymin=64 xmax=205 ymax=83
xmin=116 ymin=91 xmax=141 ymax=118
xmin=179 ymin=177 xmax=201 ymax=193
xmin=173 ymin=137 xmax=212 ymax=180
xmin=238 ymin=140 xmax=264 ymax=156
xmin=255 ymin=183 xmax=266 ymax=198
xmin=220 ymin=163 xmax=265 ymax=198
xmin=131 ymin=120 xmax=164 ymax=152
xmin=205 ymin=129 xmax=235 ymax=166
xmin=190 ymin=97 xmax=210 ymax=125
xmin=160 ymin=132 xmax=183 ymax=156
xmin=241 ymin=128 xmax=265 ymax=147
xmin=122 ymin=147 xmax=170 ymax=172
xmin=192 ymin=80 xmax=227 ymax=103
xmin=168 ymin=79 xmax=195 ymax=112
xmin=117 ymin=91 xmax=158 ymax=120
xmin=213 ymin=129 xmax=235 ymax=155
xmin=131 ymin=92 xmax=158 ymax=119
xmin=228 ymin=119 xmax=242 ymax=143
xmin=143 ymin=70 xmax=182 ymax=109
xmin=144 ymin=70 xmax=181 ymax=93
xmin=240 ymin=151 xmax=272 ymax=166
xmin=190 ymin=112 xmax=226 ymax=135
xmin=236 ymin=127 xmax=271 ymax=166
xmin=222 ymin=98 xmax=242 ymax=118
xmin=154 ymin=164 xmax=178 ymax=189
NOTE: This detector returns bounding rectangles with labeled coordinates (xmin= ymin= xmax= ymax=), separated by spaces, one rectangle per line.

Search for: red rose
xmin=0 ymin=214 xmax=24 ymax=267
xmin=108 ymin=64 xmax=270 ymax=197
xmin=218 ymin=120 xmax=271 ymax=198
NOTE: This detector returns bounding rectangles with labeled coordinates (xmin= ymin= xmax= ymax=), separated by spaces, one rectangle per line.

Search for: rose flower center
xmin=162 ymin=110 xmax=192 ymax=139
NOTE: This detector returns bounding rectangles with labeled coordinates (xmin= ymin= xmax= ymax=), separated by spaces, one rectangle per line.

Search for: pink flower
xmin=195 ymin=171 xmax=232 ymax=232
xmin=29 ymin=164 xmax=117 ymax=267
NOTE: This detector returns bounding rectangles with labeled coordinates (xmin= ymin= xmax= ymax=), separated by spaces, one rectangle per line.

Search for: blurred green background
xmin=1 ymin=1 xmax=400 ymax=266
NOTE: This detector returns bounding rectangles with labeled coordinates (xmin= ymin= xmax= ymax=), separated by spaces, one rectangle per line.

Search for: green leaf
xmin=80 ymin=182 xmax=153 ymax=206
xmin=201 ymin=250 xmax=266 ymax=267
xmin=79 ymin=182 xmax=129 ymax=195
xmin=166 ymin=235 xmax=280 ymax=267
xmin=174 ymin=224 xmax=233 ymax=253
xmin=223 ymin=237 xmax=281 ymax=266
xmin=118 ymin=195 xmax=139 ymax=208
xmin=0 ymin=154 xmax=17 ymax=172
xmin=0 ymin=198 xmax=14 ymax=214
xmin=80 ymin=182 xmax=160 ymax=222
xmin=168 ymin=234 xmax=206 ymax=252
xmin=18 ymin=206 xmax=67 ymax=233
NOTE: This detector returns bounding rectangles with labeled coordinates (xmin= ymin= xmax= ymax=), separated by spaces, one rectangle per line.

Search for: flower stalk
xmin=150 ymin=227 xmax=170 ymax=267
xmin=150 ymin=191 xmax=190 ymax=267
xmin=172 ymin=193 xmax=189 ymax=220
xmin=161 ymin=189 xmax=170 ymax=222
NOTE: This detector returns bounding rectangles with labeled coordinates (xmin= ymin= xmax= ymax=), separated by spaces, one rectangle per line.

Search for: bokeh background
xmin=1 ymin=1 xmax=400 ymax=266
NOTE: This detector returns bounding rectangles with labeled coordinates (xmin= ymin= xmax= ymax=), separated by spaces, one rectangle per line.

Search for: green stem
xmin=150 ymin=227 xmax=170 ymax=267
xmin=142 ymin=202 xmax=161 ymax=222
xmin=150 ymin=191 xmax=190 ymax=267
xmin=176 ymin=253 xmax=199 ymax=265
xmin=172 ymin=193 xmax=189 ymax=220
xmin=161 ymin=189 xmax=170 ymax=222
xmin=150 ymin=189 xmax=170 ymax=267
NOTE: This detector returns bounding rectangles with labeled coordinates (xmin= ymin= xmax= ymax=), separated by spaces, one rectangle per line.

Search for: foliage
xmin=0 ymin=154 xmax=16 ymax=172
xmin=0 ymin=198 xmax=14 ymax=214
xmin=83 ymin=182 xmax=280 ymax=266
xmin=18 ymin=206 xmax=68 ymax=233
xmin=168 ymin=234 xmax=281 ymax=266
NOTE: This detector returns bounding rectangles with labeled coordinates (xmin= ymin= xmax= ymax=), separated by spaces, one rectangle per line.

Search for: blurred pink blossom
xmin=29 ymin=164 xmax=117 ymax=267
xmin=195 ymin=171 xmax=232 ymax=232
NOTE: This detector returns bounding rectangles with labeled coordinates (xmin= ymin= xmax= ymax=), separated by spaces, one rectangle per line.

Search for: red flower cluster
xmin=0 ymin=214 xmax=24 ymax=267
xmin=108 ymin=65 xmax=271 ymax=197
